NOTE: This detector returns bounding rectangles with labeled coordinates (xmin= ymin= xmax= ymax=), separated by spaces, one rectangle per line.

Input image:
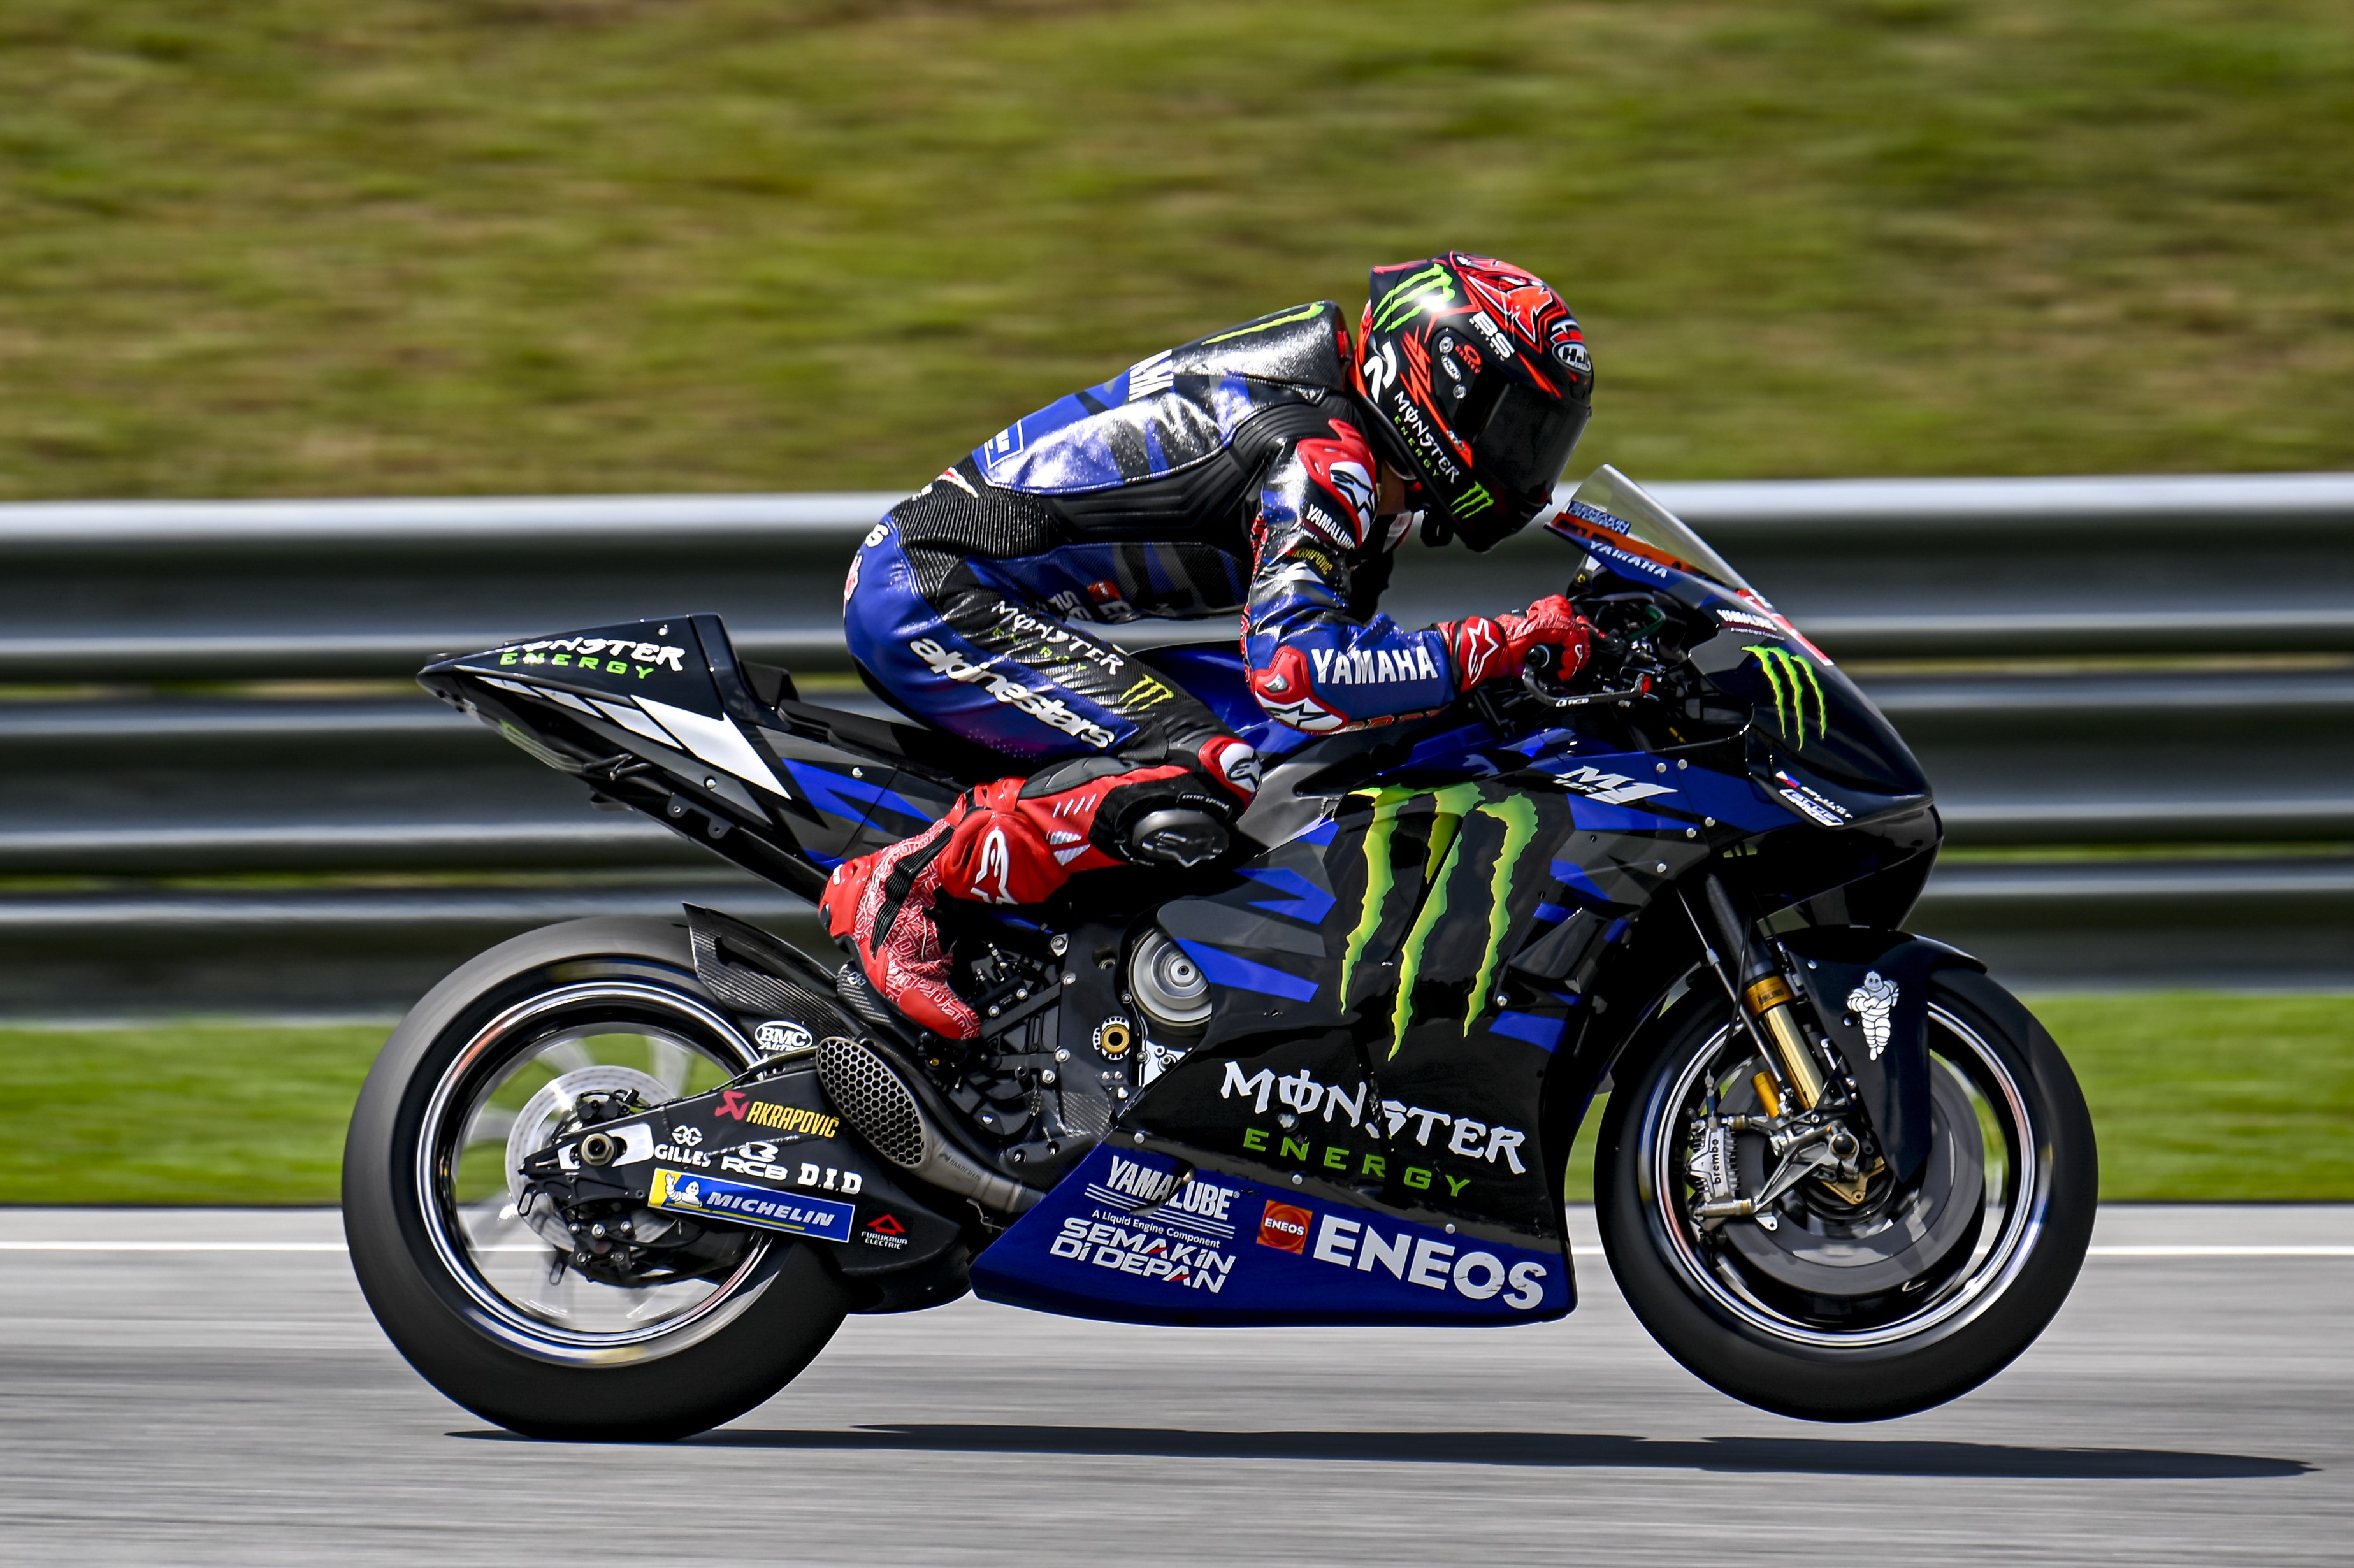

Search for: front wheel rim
xmin=413 ymin=979 xmax=781 ymax=1365
xmin=1640 ymin=1000 xmax=2048 ymax=1350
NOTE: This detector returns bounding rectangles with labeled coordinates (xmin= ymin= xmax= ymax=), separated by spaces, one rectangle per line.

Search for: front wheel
xmin=342 ymin=917 xmax=855 ymax=1441
xmin=1596 ymin=968 xmax=2096 ymax=1421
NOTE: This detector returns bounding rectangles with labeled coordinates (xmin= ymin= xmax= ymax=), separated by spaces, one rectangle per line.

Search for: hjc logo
xmin=1258 ymin=1200 xmax=1311 ymax=1254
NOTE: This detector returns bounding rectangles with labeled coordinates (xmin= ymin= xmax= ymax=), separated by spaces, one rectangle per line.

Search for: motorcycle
xmin=343 ymin=466 xmax=2096 ymax=1439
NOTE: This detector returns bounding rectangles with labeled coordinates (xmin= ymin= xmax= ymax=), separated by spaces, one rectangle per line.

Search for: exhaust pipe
xmin=815 ymin=1033 xmax=1040 ymax=1216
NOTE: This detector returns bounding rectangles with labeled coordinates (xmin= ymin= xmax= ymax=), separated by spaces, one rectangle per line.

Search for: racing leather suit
xmin=824 ymin=300 xmax=1589 ymax=1039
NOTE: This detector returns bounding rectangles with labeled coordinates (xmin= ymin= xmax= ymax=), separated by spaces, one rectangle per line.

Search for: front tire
xmin=343 ymin=917 xmax=854 ymax=1441
xmin=1596 ymin=968 xmax=2095 ymax=1421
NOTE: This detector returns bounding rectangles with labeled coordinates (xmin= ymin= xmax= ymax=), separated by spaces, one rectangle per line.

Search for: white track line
xmin=0 ymin=1241 xmax=532 ymax=1253
xmin=1 ymin=1241 xmax=2350 ymax=1256
xmin=2088 ymin=1244 xmax=2354 ymax=1257
xmin=0 ymin=1241 xmax=347 ymax=1251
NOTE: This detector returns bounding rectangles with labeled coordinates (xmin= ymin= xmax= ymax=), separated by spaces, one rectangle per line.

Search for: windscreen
xmin=1547 ymin=466 xmax=1754 ymax=596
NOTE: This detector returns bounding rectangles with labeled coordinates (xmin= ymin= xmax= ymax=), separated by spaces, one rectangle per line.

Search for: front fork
xmin=1682 ymin=875 xmax=1874 ymax=1227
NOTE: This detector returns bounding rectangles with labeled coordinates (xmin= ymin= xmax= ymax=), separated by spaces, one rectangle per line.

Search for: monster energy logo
xmin=1339 ymin=785 xmax=1542 ymax=1058
xmin=1745 ymin=644 xmax=1827 ymax=745
xmin=1118 ymin=673 xmax=1177 ymax=712
xmin=1369 ymin=263 xmax=1457 ymax=333
xmin=1201 ymin=301 xmax=1328 ymax=345
xmin=1455 ymin=482 xmax=1494 ymax=519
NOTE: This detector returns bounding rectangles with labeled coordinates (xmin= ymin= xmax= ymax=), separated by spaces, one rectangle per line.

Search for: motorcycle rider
xmin=821 ymin=253 xmax=1600 ymax=1041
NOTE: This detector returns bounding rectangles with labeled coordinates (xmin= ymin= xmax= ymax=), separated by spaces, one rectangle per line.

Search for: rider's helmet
xmin=1354 ymin=252 xmax=1594 ymax=552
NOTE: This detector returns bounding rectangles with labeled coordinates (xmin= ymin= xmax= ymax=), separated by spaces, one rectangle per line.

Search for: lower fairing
xmin=969 ymin=1142 xmax=1573 ymax=1327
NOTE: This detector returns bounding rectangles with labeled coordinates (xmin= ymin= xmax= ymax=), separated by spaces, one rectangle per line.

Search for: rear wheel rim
xmin=414 ymin=979 xmax=780 ymax=1365
xmin=1640 ymin=1000 xmax=2046 ymax=1349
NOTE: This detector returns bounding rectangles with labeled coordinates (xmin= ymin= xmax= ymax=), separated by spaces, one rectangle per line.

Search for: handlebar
xmin=1519 ymin=640 xmax=1657 ymax=709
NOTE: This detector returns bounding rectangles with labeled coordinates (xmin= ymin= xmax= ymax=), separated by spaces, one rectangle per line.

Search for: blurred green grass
xmin=1 ymin=991 xmax=2344 ymax=1204
xmin=0 ymin=0 xmax=2349 ymax=499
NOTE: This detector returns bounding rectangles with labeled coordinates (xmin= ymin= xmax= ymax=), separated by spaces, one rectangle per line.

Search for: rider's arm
xmin=1240 ymin=420 xmax=1455 ymax=733
xmin=1240 ymin=419 xmax=1594 ymax=732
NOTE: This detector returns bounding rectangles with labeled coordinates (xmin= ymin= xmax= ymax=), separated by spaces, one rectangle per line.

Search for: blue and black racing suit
xmin=823 ymin=301 xmax=1494 ymax=1038
xmin=844 ymin=299 xmax=1464 ymax=771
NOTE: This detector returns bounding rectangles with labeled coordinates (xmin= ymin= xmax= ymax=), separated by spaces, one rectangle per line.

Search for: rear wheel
xmin=1596 ymin=968 xmax=2095 ymax=1421
xmin=343 ymin=917 xmax=853 ymax=1441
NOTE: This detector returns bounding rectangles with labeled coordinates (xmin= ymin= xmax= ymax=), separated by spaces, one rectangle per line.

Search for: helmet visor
xmin=1472 ymin=380 xmax=1590 ymax=517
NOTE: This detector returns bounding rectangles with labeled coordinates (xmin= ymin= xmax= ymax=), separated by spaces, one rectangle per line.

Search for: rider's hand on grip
xmin=1442 ymin=594 xmax=1594 ymax=693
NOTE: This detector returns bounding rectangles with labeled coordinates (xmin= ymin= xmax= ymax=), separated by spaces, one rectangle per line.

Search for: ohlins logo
xmin=1745 ymin=644 xmax=1828 ymax=745
xmin=1339 ymin=785 xmax=1544 ymax=1058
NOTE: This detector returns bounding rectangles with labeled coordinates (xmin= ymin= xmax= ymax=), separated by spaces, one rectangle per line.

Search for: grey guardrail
xmin=3 ymin=471 xmax=2346 ymax=546
xmin=0 ymin=473 xmax=2348 ymax=1006
xmin=1 ymin=473 xmax=2350 ymax=679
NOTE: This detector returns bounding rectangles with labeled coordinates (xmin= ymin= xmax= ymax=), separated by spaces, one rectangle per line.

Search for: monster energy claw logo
xmin=1745 ymin=644 xmax=1828 ymax=745
xmin=1370 ymin=263 xmax=1457 ymax=333
xmin=1455 ymin=482 xmax=1494 ymax=519
xmin=1118 ymin=673 xmax=1177 ymax=712
xmin=1339 ymin=786 xmax=1542 ymax=1058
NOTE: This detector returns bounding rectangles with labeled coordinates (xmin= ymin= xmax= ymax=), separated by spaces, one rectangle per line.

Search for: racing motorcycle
xmin=343 ymin=466 xmax=2096 ymax=1440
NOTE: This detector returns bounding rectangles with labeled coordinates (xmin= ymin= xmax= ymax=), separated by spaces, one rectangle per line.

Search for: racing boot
xmin=819 ymin=737 xmax=1260 ymax=1042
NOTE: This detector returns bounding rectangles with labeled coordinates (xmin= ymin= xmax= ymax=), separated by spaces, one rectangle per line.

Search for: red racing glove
xmin=1440 ymin=594 xmax=1594 ymax=692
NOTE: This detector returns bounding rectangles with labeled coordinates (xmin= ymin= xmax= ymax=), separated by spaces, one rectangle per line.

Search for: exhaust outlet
xmin=816 ymin=1034 xmax=1039 ymax=1216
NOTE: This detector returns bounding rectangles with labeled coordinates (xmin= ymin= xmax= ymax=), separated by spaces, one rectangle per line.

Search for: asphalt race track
xmin=1 ymin=1205 xmax=2346 ymax=1566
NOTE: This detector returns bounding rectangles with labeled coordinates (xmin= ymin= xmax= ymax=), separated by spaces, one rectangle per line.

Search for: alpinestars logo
xmin=1745 ymin=645 xmax=1828 ymax=746
xmin=1455 ymin=620 xmax=1505 ymax=686
xmin=909 ymin=637 xmax=1117 ymax=749
xmin=1339 ymin=785 xmax=1545 ymax=1057
xmin=971 ymin=827 xmax=1015 ymax=903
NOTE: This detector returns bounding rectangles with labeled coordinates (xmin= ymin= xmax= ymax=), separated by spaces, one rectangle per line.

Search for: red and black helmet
xmin=1354 ymin=252 xmax=1594 ymax=551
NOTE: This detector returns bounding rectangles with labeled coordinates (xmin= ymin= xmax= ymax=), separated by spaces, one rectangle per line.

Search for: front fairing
xmin=1551 ymin=505 xmax=1932 ymax=825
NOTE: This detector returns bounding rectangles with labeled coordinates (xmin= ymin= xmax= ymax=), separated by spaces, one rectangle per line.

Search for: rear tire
xmin=343 ymin=917 xmax=855 ymax=1441
xmin=1596 ymin=968 xmax=2095 ymax=1421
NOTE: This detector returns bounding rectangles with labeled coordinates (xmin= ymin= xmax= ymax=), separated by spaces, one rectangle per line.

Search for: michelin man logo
xmin=1846 ymin=971 xmax=1900 ymax=1060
